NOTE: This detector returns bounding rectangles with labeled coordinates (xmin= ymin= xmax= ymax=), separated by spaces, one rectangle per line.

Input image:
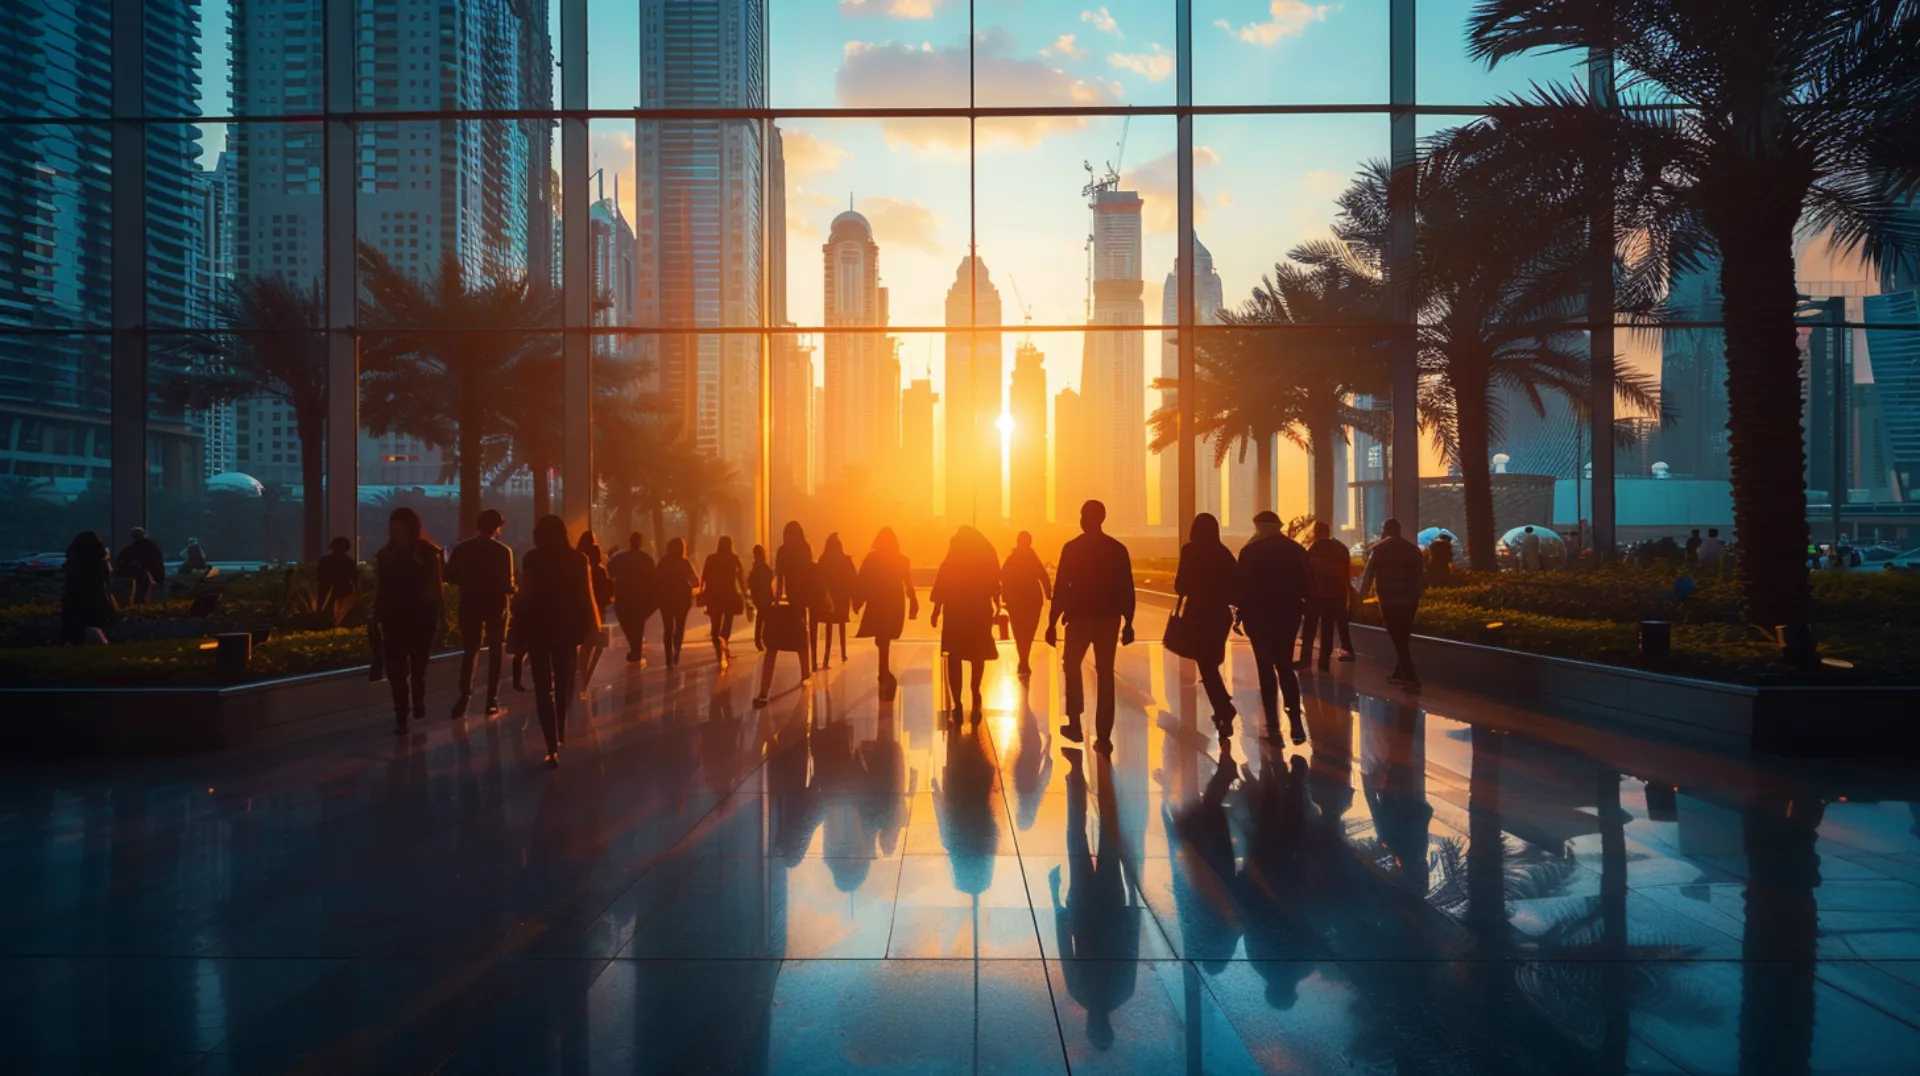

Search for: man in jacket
xmin=607 ymin=532 xmax=656 ymax=663
xmin=1358 ymin=518 xmax=1424 ymax=688
xmin=1047 ymin=500 xmax=1135 ymax=752
xmin=1237 ymin=510 xmax=1311 ymax=743
xmin=115 ymin=527 xmax=166 ymax=605
xmin=1297 ymin=520 xmax=1356 ymax=671
xmin=446 ymin=508 xmax=515 ymax=717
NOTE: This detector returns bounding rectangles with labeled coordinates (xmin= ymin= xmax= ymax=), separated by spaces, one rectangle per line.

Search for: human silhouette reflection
xmin=1362 ymin=700 xmax=1432 ymax=894
xmin=933 ymin=718 xmax=999 ymax=897
xmin=1168 ymin=751 xmax=1244 ymax=964
xmin=699 ymin=687 xmax=750 ymax=796
xmin=1009 ymin=677 xmax=1053 ymax=833
xmin=1740 ymin=794 xmax=1824 ymax=1076
xmin=860 ymin=694 xmax=912 ymax=858
xmin=1050 ymin=748 xmax=1140 ymax=1048
xmin=811 ymin=692 xmax=876 ymax=892
xmin=767 ymin=692 xmax=822 ymax=865
xmin=1233 ymin=753 xmax=1318 ymax=1007
xmin=1303 ymin=692 xmax=1355 ymax=837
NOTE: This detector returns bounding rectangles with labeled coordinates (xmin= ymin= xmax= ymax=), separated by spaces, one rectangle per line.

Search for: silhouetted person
xmin=178 ymin=536 xmax=208 ymax=574
xmin=1696 ymin=527 xmax=1727 ymax=577
xmin=1000 ymin=530 xmax=1052 ymax=678
xmin=317 ymin=536 xmax=358 ymax=612
xmin=755 ymin=521 xmax=817 ymax=705
xmin=1176 ymin=512 xmax=1240 ymax=738
xmin=1359 ymin=517 xmax=1424 ymax=688
xmin=607 ymin=532 xmax=655 ymax=664
xmin=115 ymin=527 xmax=165 ymax=605
xmin=1298 ymin=520 xmax=1355 ymax=670
xmin=931 ymin=525 xmax=1000 ymax=717
xmin=1048 ymin=500 xmax=1135 ymax=752
xmin=1237 ymin=510 xmax=1310 ymax=743
xmin=1425 ymin=532 xmax=1454 ymax=585
xmin=1519 ymin=525 xmax=1542 ymax=571
xmin=60 ymin=530 xmax=115 ymax=645
xmin=814 ymin=532 xmax=857 ymax=669
xmin=747 ymin=543 xmax=774 ymax=652
xmin=1684 ymin=528 xmax=1702 ymax=568
xmin=519 ymin=514 xmax=599 ymax=767
xmin=577 ymin=531 xmax=614 ymax=691
xmin=373 ymin=507 xmax=444 ymax=735
xmin=1050 ymin=749 xmax=1139 ymax=1048
xmin=653 ymin=537 xmax=699 ymax=669
xmin=445 ymin=510 xmax=515 ymax=719
xmin=700 ymin=535 xmax=746 ymax=665
xmin=853 ymin=526 xmax=917 ymax=691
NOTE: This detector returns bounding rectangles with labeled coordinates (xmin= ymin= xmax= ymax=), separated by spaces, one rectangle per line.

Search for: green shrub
xmin=0 ymin=628 xmax=377 ymax=688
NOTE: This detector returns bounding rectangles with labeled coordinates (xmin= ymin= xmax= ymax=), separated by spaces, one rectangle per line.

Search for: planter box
xmin=0 ymin=652 xmax=464 ymax=756
xmin=1349 ymin=624 xmax=1919 ymax=757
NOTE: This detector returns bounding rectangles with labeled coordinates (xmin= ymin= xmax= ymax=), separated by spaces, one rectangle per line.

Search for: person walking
xmin=1424 ymin=533 xmax=1454 ymax=586
xmin=1174 ymin=513 xmax=1240 ymax=738
xmin=317 ymin=536 xmax=359 ymax=612
xmin=700 ymin=535 xmax=747 ymax=665
xmin=1696 ymin=527 xmax=1727 ymax=578
xmin=1047 ymin=500 xmax=1135 ymax=752
xmin=115 ymin=527 xmax=165 ymax=605
xmin=373 ymin=507 xmax=445 ymax=736
xmin=1298 ymin=520 xmax=1356 ymax=671
xmin=519 ymin=514 xmax=599 ymax=767
xmin=747 ymin=544 xmax=775 ymax=652
xmin=607 ymin=532 xmax=656 ymax=665
xmin=1683 ymin=528 xmax=1703 ymax=569
xmin=814 ymin=533 xmax=857 ymax=669
xmin=446 ymin=508 xmax=515 ymax=718
xmin=1358 ymin=518 xmax=1425 ymax=689
xmin=754 ymin=521 xmax=818 ymax=705
xmin=1001 ymin=531 xmax=1053 ymax=678
xmin=1237 ymin=510 xmax=1311 ymax=744
xmin=853 ymin=526 xmax=917 ymax=692
xmin=1519 ymin=525 xmax=1543 ymax=571
xmin=931 ymin=526 xmax=1000 ymax=718
xmin=653 ymin=537 xmax=699 ymax=669
xmin=178 ymin=537 xmax=209 ymax=575
xmin=576 ymin=532 xmax=615 ymax=691
xmin=60 ymin=531 xmax=116 ymax=645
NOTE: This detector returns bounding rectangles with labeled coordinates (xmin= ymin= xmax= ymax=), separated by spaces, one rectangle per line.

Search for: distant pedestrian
xmin=747 ymin=544 xmax=775 ymax=651
xmin=607 ymin=532 xmax=656 ymax=664
xmin=754 ymin=521 xmax=819 ymax=705
xmin=60 ymin=530 xmax=116 ymax=645
xmin=1000 ymin=531 xmax=1052 ymax=678
xmin=1519 ymin=526 xmax=1543 ymax=571
xmin=1174 ymin=513 xmax=1239 ymax=737
xmin=1696 ymin=528 xmax=1727 ymax=577
xmin=1237 ymin=510 xmax=1310 ymax=744
xmin=1048 ymin=500 xmax=1135 ymax=752
xmin=178 ymin=537 xmax=209 ymax=575
xmin=1359 ymin=518 xmax=1424 ymax=689
xmin=653 ymin=537 xmax=699 ymax=669
xmin=316 ymin=536 xmax=358 ymax=612
xmin=1425 ymin=533 xmax=1454 ymax=585
xmin=815 ymin=533 xmax=858 ymax=669
xmin=446 ymin=508 xmax=515 ymax=718
xmin=115 ymin=527 xmax=165 ymax=605
xmin=1298 ymin=520 xmax=1356 ymax=670
xmin=373 ymin=507 xmax=445 ymax=735
xmin=854 ymin=526 xmax=917 ymax=692
xmin=519 ymin=514 xmax=599 ymax=767
xmin=931 ymin=526 xmax=1001 ymax=718
xmin=576 ymin=531 xmax=614 ymax=691
xmin=1683 ymin=528 xmax=1702 ymax=569
xmin=701 ymin=535 xmax=747 ymax=665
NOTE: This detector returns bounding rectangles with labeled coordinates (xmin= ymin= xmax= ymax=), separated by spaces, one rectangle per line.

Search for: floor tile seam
xmin=1809 ymin=965 xmax=1920 ymax=1034
xmin=988 ymin=736 xmax=1078 ymax=1076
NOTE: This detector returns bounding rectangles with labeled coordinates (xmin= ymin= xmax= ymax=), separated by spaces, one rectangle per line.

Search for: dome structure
xmin=829 ymin=208 xmax=872 ymax=239
xmin=206 ymin=472 xmax=266 ymax=497
xmin=1498 ymin=525 xmax=1566 ymax=569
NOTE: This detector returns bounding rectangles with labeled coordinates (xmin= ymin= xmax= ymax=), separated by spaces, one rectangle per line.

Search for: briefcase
xmin=1162 ymin=596 xmax=1204 ymax=660
xmin=763 ymin=600 xmax=807 ymax=653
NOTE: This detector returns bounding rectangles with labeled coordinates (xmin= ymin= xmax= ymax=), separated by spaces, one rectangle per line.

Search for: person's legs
xmin=1275 ymin=613 xmax=1304 ymax=738
xmin=876 ymin=638 xmax=891 ymax=680
xmin=839 ymin=621 xmax=849 ymax=662
xmin=385 ymin=632 xmax=412 ymax=727
xmin=1296 ymin=605 xmax=1320 ymax=666
xmin=1383 ymin=604 xmax=1417 ymax=682
xmin=1090 ymin=617 xmax=1120 ymax=747
xmin=756 ymin=646 xmax=779 ymax=701
xmin=407 ymin=631 xmax=431 ymax=719
xmin=1315 ymin=600 xmax=1336 ymax=669
xmin=1061 ymin=620 xmax=1092 ymax=737
xmin=1336 ymin=601 xmax=1355 ymax=655
xmin=1247 ymin=625 xmax=1281 ymax=732
xmin=945 ymin=653 xmax=964 ymax=712
xmin=456 ymin=614 xmax=481 ymax=701
xmin=1198 ymin=659 xmax=1234 ymax=727
xmin=968 ymin=658 xmax=984 ymax=711
xmin=552 ymin=642 xmax=578 ymax=744
xmin=1011 ymin=605 xmax=1038 ymax=674
xmin=483 ymin=611 xmax=504 ymax=704
xmin=530 ymin=645 xmax=557 ymax=751
xmin=753 ymin=607 xmax=765 ymax=651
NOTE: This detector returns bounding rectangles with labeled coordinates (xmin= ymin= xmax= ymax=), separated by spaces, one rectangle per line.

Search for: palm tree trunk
xmin=1254 ymin=432 xmax=1274 ymax=514
xmin=1308 ymin=401 xmax=1338 ymax=527
xmin=1739 ymin=795 xmax=1823 ymax=1076
xmin=458 ymin=384 xmax=483 ymax=536
xmin=1717 ymin=218 xmax=1814 ymax=662
xmin=296 ymin=407 xmax=326 ymax=562
xmin=531 ymin=462 xmax=550 ymax=520
xmin=1457 ymin=380 xmax=1497 ymax=571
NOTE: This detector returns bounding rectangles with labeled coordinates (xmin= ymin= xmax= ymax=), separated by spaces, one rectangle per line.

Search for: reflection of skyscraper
xmin=1658 ymin=263 xmax=1729 ymax=479
xmin=772 ymin=338 xmax=814 ymax=502
xmin=1159 ymin=237 xmax=1225 ymax=526
xmin=944 ymin=256 xmax=1004 ymax=524
xmin=900 ymin=372 xmax=938 ymax=520
xmin=822 ymin=209 xmax=889 ymax=488
xmin=1802 ymin=298 xmax=1850 ymax=500
xmin=635 ymin=0 xmax=765 ymax=476
xmin=590 ymin=192 xmax=637 ymax=357
xmin=1009 ymin=341 xmax=1048 ymax=526
xmin=1083 ymin=186 xmax=1146 ymax=526
xmin=1055 ymin=387 xmax=1085 ymax=521
xmin=1863 ymin=289 xmax=1920 ymax=497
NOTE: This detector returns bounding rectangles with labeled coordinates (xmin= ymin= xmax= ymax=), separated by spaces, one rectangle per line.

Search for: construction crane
xmin=1080 ymin=116 xmax=1132 ymax=321
xmin=1007 ymin=274 xmax=1034 ymax=343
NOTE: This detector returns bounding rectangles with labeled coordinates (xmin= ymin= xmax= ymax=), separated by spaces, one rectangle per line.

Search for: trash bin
xmin=1639 ymin=620 xmax=1671 ymax=663
xmin=215 ymin=632 xmax=252 ymax=680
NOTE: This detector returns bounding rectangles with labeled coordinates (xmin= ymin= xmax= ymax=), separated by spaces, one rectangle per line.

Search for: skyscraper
xmin=1863 ymin=289 xmax=1920 ymax=498
xmin=1055 ymin=386 xmax=1086 ymax=522
xmin=590 ymin=192 xmax=638 ymax=359
xmin=1802 ymin=297 xmax=1850 ymax=501
xmin=1008 ymin=340 xmax=1048 ymax=526
xmin=635 ymin=0 xmax=766 ymax=479
xmin=900 ymin=372 xmax=938 ymax=520
xmin=1158 ymin=236 xmax=1225 ymax=526
xmin=821 ymin=209 xmax=890 ymax=488
xmin=944 ymin=256 xmax=1004 ymax=524
xmin=1082 ymin=185 xmax=1147 ymax=526
xmin=771 ymin=337 xmax=815 ymax=505
xmin=1658 ymin=262 xmax=1730 ymax=480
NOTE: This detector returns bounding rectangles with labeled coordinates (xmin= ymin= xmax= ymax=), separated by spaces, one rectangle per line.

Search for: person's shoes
xmin=1288 ymin=715 xmax=1308 ymax=746
xmin=1017 ymin=662 xmax=1031 ymax=679
xmin=1338 ymin=651 xmax=1357 ymax=663
xmin=1317 ymin=660 xmax=1331 ymax=672
xmin=625 ymin=651 xmax=641 ymax=663
xmin=1093 ymin=737 xmax=1113 ymax=754
xmin=1403 ymin=679 xmax=1423 ymax=691
xmin=451 ymin=694 xmax=469 ymax=720
xmin=544 ymin=751 xmax=559 ymax=769
xmin=752 ymin=695 xmax=769 ymax=708
xmin=513 ymin=678 xmax=527 ymax=693
xmin=485 ymin=697 xmax=501 ymax=715
xmin=1292 ymin=658 xmax=1312 ymax=670
xmin=1263 ymin=722 xmax=1282 ymax=742
xmin=392 ymin=719 xmax=408 ymax=736
xmin=1059 ymin=721 xmax=1085 ymax=744
xmin=1387 ymin=674 xmax=1409 ymax=685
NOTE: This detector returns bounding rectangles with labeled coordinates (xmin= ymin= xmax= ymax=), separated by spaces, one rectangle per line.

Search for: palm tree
xmin=1147 ymin=310 xmax=1300 ymax=516
xmin=597 ymin=395 xmax=683 ymax=546
xmin=155 ymin=276 xmax=329 ymax=559
xmin=1464 ymin=0 xmax=1920 ymax=656
xmin=357 ymin=243 xmax=558 ymax=534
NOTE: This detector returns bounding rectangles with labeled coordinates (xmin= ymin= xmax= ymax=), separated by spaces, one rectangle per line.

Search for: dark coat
xmin=115 ymin=536 xmax=165 ymax=585
xmin=1050 ymin=531 xmax=1135 ymax=624
xmin=373 ymin=540 xmax=445 ymax=638
xmin=61 ymin=556 xmax=116 ymax=643
xmin=520 ymin=546 xmax=600 ymax=649
xmin=1360 ymin=535 xmax=1424 ymax=607
xmin=701 ymin=550 xmax=745 ymax=617
xmin=854 ymin=549 xmax=914 ymax=641
xmin=999 ymin=546 xmax=1052 ymax=613
xmin=447 ymin=535 xmax=516 ymax=616
xmin=1236 ymin=532 xmax=1309 ymax=631
xmin=1174 ymin=538 xmax=1238 ymax=665
xmin=653 ymin=553 xmax=699 ymax=613
xmin=608 ymin=548 xmax=656 ymax=613
xmin=932 ymin=548 xmax=999 ymax=662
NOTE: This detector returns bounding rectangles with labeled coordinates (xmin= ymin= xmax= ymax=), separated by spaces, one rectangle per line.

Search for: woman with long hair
xmin=814 ymin=532 xmax=857 ymax=669
xmin=930 ymin=526 xmax=1000 ymax=718
xmin=576 ymin=530 xmax=614 ymax=692
xmin=374 ymin=507 xmax=445 ymax=735
xmin=754 ymin=521 xmax=817 ymax=706
xmin=853 ymin=526 xmax=917 ymax=692
xmin=1000 ymin=530 xmax=1052 ymax=678
xmin=59 ymin=530 xmax=115 ymax=645
xmin=1175 ymin=512 xmax=1239 ymax=737
xmin=700 ymin=535 xmax=747 ymax=665
xmin=747 ymin=543 xmax=775 ymax=651
xmin=653 ymin=537 xmax=700 ymax=669
xmin=520 ymin=514 xmax=599 ymax=766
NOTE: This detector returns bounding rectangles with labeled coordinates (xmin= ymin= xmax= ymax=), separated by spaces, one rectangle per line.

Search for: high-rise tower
xmin=944 ymin=256 xmax=1004 ymax=524
xmin=1009 ymin=341 xmax=1049 ymax=526
xmin=1158 ymin=236 xmax=1225 ymax=527
xmin=822 ymin=209 xmax=889 ymax=487
xmin=1082 ymin=186 xmax=1147 ymax=526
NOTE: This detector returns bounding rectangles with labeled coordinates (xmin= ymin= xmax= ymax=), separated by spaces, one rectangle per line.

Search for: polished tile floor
xmin=6 ymin=612 xmax=1920 ymax=1074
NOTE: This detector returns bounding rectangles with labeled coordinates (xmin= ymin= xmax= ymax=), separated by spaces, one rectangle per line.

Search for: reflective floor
xmin=6 ymin=616 xmax=1920 ymax=1074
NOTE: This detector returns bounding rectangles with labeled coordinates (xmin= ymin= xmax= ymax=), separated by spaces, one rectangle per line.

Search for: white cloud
xmin=786 ymin=191 xmax=841 ymax=242
xmin=1122 ymin=145 xmax=1221 ymax=235
xmin=779 ymin=129 xmax=849 ymax=180
xmin=1218 ymin=1 xmax=1329 ymax=47
xmin=837 ymin=36 xmax=1120 ymax=148
xmin=589 ymin=127 xmax=638 ymax=222
xmin=858 ymin=195 xmax=945 ymax=254
xmin=1041 ymin=33 xmax=1088 ymax=60
xmin=1081 ymin=8 xmax=1121 ymax=37
xmin=1216 ymin=190 xmax=1237 ymax=211
xmin=1300 ymin=168 xmax=1347 ymax=199
xmin=840 ymin=0 xmax=945 ymax=18
xmin=1107 ymin=44 xmax=1174 ymax=82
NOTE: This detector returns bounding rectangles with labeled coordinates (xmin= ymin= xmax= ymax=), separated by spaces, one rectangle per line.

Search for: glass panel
xmin=595 ymin=332 xmax=753 ymax=546
xmin=975 ymin=0 xmax=1176 ymax=108
xmin=352 ymin=0 xmax=555 ymax=114
xmin=1417 ymin=0 xmax=1584 ymax=107
xmin=1627 ymin=326 xmax=1734 ymax=558
xmin=0 ymin=123 xmax=114 ymax=330
xmin=0 ymin=4 xmax=113 ymax=119
xmin=0 ymin=332 xmax=112 ymax=561
xmin=1194 ymin=0 xmax=1389 ymax=105
xmin=593 ymin=0 xmax=766 ymax=111
xmin=159 ymin=0 xmax=325 ymax=120
xmin=770 ymin=0 xmax=969 ymax=110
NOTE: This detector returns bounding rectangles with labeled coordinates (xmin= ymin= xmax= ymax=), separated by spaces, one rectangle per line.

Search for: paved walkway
xmin=4 ymin=624 xmax=1920 ymax=1074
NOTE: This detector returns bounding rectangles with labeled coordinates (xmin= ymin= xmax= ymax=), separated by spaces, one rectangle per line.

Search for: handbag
xmin=763 ymin=600 xmax=806 ymax=652
xmin=1162 ymin=595 xmax=1204 ymax=660
xmin=587 ymin=625 xmax=612 ymax=649
xmin=993 ymin=611 xmax=1010 ymax=641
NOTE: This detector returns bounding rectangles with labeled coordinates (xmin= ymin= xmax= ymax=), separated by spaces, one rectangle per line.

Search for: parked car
xmin=1879 ymin=548 xmax=1920 ymax=573
xmin=0 ymin=551 xmax=67 ymax=574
